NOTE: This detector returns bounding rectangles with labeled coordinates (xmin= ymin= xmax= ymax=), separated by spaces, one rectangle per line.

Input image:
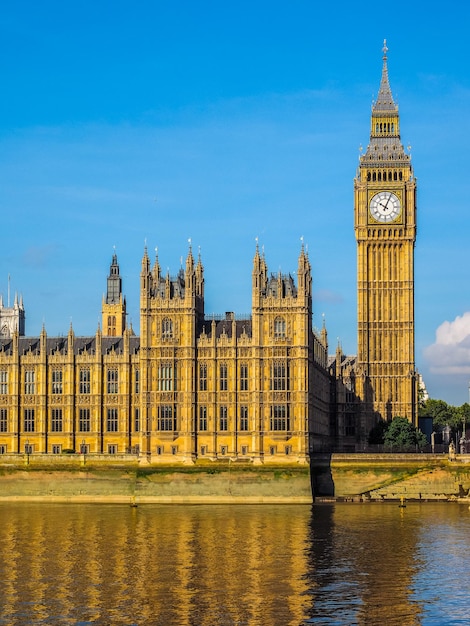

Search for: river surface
xmin=0 ymin=502 xmax=468 ymax=625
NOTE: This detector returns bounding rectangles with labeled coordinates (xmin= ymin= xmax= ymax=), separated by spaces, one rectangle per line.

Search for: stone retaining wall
xmin=0 ymin=458 xmax=313 ymax=503
xmin=1 ymin=454 xmax=470 ymax=503
xmin=311 ymin=453 xmax=470 ymax=500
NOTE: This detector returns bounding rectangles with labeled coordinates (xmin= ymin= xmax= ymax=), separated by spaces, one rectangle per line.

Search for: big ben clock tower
xmin=355 ymin=41 xmax=417 ymax=435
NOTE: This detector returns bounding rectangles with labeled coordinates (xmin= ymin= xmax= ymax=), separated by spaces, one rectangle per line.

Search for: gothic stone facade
xmin=0 ymin=246 xmax=331 ymax=461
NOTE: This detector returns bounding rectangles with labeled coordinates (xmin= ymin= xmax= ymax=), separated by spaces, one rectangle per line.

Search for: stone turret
xmin=102 ymin=252 xmax=126 ymax=336
xmin=0 ymin=285 xmax=25 ymax=338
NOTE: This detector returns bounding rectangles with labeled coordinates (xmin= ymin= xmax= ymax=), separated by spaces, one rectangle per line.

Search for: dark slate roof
xmin=0 ymin=336 xmax=140 ymax=357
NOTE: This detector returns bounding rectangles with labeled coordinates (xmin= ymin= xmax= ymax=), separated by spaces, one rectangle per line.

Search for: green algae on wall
xmin=0 ymin=461 xmax=313 ymax=503
xmin=311 ymin=454 xmax=470 ymax=500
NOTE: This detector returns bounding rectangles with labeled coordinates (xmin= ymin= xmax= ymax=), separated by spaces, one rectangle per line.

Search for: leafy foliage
xmin=383 ymin=417 xmax=427 ymax=450
xmin=419 ymin=398 xmax=470 ymax=431
xmin=368 ymin=416 xmax=427 ymax=450
xmin=419 ymin=399 xmax=456 ymax=427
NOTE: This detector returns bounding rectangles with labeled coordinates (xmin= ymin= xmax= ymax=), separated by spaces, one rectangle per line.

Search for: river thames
xmin=0 ymin=502 xmax=468 ymax=625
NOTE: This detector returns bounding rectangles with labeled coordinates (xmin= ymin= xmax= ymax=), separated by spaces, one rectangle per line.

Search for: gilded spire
xmin=373 ymin=39 xmax=397 ymax=113
xmin=141 ymin=241 xmax=150 ymax=273
xmin=186 ymin=237 xmax=194 ymax=269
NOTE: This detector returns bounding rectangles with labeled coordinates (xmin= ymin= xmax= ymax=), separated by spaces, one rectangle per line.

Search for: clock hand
xmin=378 ymin=194 xmax=393 ymax=212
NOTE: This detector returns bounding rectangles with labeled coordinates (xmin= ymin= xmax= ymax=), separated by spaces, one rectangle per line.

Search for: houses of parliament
xmin=0 ymin=43 xmax=418 ymax=461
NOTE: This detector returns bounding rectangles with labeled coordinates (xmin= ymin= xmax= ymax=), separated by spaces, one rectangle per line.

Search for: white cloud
xmin=424 ymin=312 xmax=470 ymax=374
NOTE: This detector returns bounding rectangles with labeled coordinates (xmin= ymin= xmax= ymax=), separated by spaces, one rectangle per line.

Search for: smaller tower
xmin=102 ymin=252 xmax=126 ymax=336
xmin=0 ymin=282 xmax=25 ymax=337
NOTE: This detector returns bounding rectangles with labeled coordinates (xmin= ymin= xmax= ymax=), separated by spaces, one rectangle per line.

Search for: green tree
xmin=383 ymin=416 xmax=427 ymax=451
xmin=454 ymin=403 xmax=470 ymax=431
xmin=419 ymin=399 xmax=456 ymax=428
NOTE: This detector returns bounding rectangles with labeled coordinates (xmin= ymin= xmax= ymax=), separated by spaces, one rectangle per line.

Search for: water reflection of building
xmin=0 ymin=504 xmax=311 ymax=625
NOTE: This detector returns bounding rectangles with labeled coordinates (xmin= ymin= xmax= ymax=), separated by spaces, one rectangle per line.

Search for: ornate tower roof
xmin=361 ymin=41 xmax=410 ymax=167
xmin=106 ymin=251 xmax=122 ymax=304
xmin=372 ymin=40 xmax=398 ymax=113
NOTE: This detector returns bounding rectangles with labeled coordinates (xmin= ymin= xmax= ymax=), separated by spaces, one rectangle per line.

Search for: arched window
xmin=378 ymin=172 xmax=382 ymax=182
xmin=162 ymin=318 xmax=173 ymax=339
xmin=158 ymin=363 xmax=175 ymax=391
xmin=199 ymin=364 xmax=207 ymax=391
xmin=367 ymin=172 xmax=371 ymax=181
xmin=271 ymin=362 xmax=289 ymax=391
xmin=107 ymin=368 xmax=118 ymax=394
xmin=372 ymin=172 xmax=376 ymax=182
xmin=240 ymin=364 xmax=248 ymax=391
xmin=158 ymin=405 xmax=176 ymax=431
xmin=274 ymin=317 xmax=286 ymax=339
xmin=219 ymin=364 xmax=228 ymax=391
xmin=271 ymin=405 xmax=290 ymax=431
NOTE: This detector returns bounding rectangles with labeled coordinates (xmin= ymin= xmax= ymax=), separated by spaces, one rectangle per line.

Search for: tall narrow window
xmin=158 ymin=363 xmax=175 ymax=391
xmin=239 ymin=406 xmax=248 ymax=431
xmin=79 ymin=368 xmax=90 ymax=394
xmin=240 ymin=364 xmax=248 ymax=391
xmin=24 ymin=409 xmax=35 ymax=432
xmin=0 ymin=371 xmax=7 ymax=394
xmin=199 ymin=364 xmax=207 ymax=391
xmin=24 ymin=370 xmax=35 ymax=394
xmin=270 ymin=405 xmax=290 ymax=431
xmin=134 ymin=369 xmax=140 ymax=393
xmin=199 ymin=406 xmax=207 ymax=431
xmin=162 ymin=318 xmax=173 ymax=339
xmin=272 ymin=362 xmax=288 ymax=391
xmin=219 ymin=406 xmax=228 ymax=431
xmin=0 ymin=409 xmax=7 ymax=432
xmin=52 ymin=370 xmax=63 ymax=394
xmin=79 ymin=408 xmax=90 ymax=432
xmin=158 ymin=405 xmax=176 ymax=431
xmin=134 ymin=408 xmax=140 ymax=432
xmin=220 ymin=364 xmax=228 ymax=391
xmin=274 ymin=317 xmax=286 ymax=339
xmin=107 ymin=368 xmax=118 ymax=394
xmin=108 ymin=315 xmax=116 ymax=336
xmin=107 ymin=408 xmax=118 ymax=432
xmin=51 ymin=409 xmax=63 ymax=432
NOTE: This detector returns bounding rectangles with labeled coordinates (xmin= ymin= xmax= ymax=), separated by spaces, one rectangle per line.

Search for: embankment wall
xmin=0 ymin=456 xmax=312 ymax=504
xmin=312 ymin=453 xmax=470 ymax=500
xmin=1 ymin=454 xmax=470 ymax=503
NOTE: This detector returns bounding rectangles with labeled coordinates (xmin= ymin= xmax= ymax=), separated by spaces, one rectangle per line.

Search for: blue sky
xmin=1 ymin=1 xmax=470 ymax=406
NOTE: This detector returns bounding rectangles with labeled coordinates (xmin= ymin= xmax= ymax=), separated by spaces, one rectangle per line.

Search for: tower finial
xmin=382 ymin=38 xmax=388 ymax=59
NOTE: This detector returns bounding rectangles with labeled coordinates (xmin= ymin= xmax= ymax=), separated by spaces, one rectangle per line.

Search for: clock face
xmin=369 ymin=191 xmax=401 ymax=223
